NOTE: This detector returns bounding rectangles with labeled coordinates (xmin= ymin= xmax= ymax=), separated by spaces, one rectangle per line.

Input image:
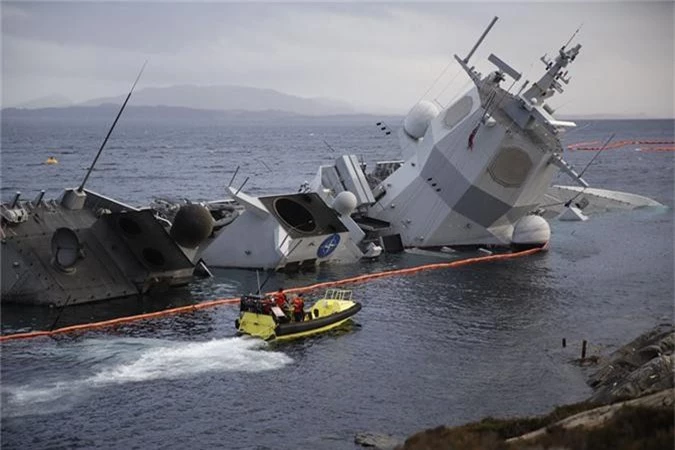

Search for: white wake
xmin=2 ymin=336 xmax=292 ymax=417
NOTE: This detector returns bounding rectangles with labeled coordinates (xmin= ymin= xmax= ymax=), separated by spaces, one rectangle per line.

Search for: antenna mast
xmin=78 ymin=61 xmax=148 ymax=192
xmin=463 ymin=16 xmax=498 ymax=64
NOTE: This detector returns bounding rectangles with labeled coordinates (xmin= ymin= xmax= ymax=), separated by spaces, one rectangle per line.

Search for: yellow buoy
xmin=45 ymin=156 xmax=58 ymax=165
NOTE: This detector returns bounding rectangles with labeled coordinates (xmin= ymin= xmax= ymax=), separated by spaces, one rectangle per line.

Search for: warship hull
xmin=198 ymin=190 xmax=368 ymax=270
xmin=1 ymin=190 xmax=203 ymax=307
xmin=367 ymin=86 xmax=561 ymax=247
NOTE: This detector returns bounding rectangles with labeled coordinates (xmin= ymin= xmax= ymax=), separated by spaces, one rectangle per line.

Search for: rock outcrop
xmin=393 ymin=324 xmax=675 ymax=450
xmin=355 ymin=431 xmax=401 ymax=449
xmin=588 ymin=324 xmax=674 ymax=404
xmin=506 ymin=388 xmax=674 ymax=445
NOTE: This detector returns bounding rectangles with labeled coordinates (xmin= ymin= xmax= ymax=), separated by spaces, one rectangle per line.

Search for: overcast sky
xmin=2 ymin=1 xmax=673 ymax=117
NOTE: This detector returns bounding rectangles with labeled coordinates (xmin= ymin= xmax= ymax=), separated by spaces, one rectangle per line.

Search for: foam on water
xmin=2 ymin=336 xmax=292 ymax=418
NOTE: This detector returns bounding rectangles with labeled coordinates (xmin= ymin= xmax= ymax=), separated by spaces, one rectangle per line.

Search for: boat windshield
xmin=240 ymin=294 xmax=273 ymax=313
xmin=323 ymin=289 xmax=352 ymax=301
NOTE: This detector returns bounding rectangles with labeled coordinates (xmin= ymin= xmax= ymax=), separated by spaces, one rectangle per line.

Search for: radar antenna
xmin=454 ymin=16 xmax=499 ymax=83
xmin=563 ymin=23 xmax=583 ymax=49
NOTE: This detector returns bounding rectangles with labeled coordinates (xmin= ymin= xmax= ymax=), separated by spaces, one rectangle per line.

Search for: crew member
xmin=262 ymin=295 xmax=274 ymax=314
xmin=275 ymin=288 xmax=288 ymax=309
xmin=292 ymin=293 xmax=305 ymax=322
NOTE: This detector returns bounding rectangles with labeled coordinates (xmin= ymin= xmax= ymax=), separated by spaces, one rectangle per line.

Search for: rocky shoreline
xmin=356 ymin=324 xmax=674 ymax=450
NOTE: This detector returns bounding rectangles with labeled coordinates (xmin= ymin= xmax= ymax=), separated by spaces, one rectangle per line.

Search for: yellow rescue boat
xmin=236 ymin=288 xmax=361 ymax=341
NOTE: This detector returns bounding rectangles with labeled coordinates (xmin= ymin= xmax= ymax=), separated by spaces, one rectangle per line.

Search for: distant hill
xmin=80 ymin=84 xmax=355 ymax=116
xmin=1 ymin=104 xmax=296 ymax=121
xmin=0 ymin=104 xmax=392 ymax=127
xmin=15 ymin=94 xmax=72 ymax=109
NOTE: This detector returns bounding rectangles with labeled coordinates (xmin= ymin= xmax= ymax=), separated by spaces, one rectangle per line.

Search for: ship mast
xmin=521 ymin=44 xmax=581 ymax=106
xmin=78 ymin=61 xmax=147 ymax=193
xmin=452 ymin=18 xmax=587 ymax=187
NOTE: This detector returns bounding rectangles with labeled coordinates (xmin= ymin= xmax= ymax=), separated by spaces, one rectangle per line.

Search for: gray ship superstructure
xmin=179 ymin=17 xmax=663 ymax=271
xmin=307 ymin=17 xmax=637 ymax=250
xmin=307 ymin=17 xmax=662 ymax=251
xmin=1 ymin=66 xmax=214 ymax=307
xmin=1 ymin=189 xmax=212 ymax=306
xmin=196 ymin=183 xmax=378 ymax=270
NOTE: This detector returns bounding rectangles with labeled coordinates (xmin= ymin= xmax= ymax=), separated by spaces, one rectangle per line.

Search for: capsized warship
xmin=176 ymin=17 xmax=662 ymax=270
xmin=1 ymin=71 xmax=214 ymax=307
xmin=307 ymin=17 xmax=662 ymax=251
xmin=191 ymin=170 xmax=381 ymax=271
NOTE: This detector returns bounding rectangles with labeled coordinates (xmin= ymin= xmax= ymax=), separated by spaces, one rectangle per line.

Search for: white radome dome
xmin=512 ymin=215 xmax=551 ymax=248
xmin=332 ymin=191 xmax=358 ymax=216
xmin=403 ymin=100 xmax=440 ymax=140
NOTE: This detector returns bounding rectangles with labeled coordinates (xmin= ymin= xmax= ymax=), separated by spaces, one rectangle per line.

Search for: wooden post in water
xmin=562 ymin=338 xmax=566 ymax=348
xmin=581 ymin=340 xmax=587 ymax=359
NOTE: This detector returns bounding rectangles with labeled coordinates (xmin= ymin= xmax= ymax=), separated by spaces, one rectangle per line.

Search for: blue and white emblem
xmin=317 ymin=233 xmax=340 ymax=258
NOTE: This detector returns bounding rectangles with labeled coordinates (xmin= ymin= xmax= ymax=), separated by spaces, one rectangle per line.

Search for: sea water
xmin=1 ymin=115 xmax=673 ymax=449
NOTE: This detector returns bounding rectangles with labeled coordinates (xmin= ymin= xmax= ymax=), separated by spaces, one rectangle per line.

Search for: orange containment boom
xmin=568 ymin=139 xmax=675 ymax=151
xmin=0 ymin=247 xmax=544 ymax=342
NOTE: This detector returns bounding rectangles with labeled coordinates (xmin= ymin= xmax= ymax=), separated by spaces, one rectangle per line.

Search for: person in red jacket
xmin=275 ymin=288 xmax=288 ymax=309
xmin=292 ymin=293 xmax=305 ymax=322
xmin=261 ymin=295 xmax=273 ymax=314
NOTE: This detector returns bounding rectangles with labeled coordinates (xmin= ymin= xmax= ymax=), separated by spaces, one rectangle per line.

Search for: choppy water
xmin=1 ymin=115 xmax=673 ymax=449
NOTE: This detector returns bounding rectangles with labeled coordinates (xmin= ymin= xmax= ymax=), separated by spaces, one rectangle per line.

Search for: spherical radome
xmin=512 ymin=215 xmax=551 ymax=248
xmin=332 ymin=191 xmax=358 ymax=216
xmin=403 ymin=100 xmax=440 ymax=140
xmin=170 ymin=204 xmax=214 ymax=248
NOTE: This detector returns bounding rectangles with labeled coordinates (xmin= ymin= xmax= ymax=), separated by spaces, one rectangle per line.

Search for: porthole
xmin=142 ymin=248 xmax=165 ymax=267
xmin=119 ymin=216 xmax=142 ymax=236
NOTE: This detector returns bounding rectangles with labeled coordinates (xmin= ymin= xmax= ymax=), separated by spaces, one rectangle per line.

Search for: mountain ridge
xmin=78 ymin=84 xmax=355 ymax=116
xmin=0 ymin=104 xmax=392 ymax=126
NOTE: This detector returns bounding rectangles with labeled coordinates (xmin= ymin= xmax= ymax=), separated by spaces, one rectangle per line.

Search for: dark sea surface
xmin=1 ymin=114 xmax=673 ymax=449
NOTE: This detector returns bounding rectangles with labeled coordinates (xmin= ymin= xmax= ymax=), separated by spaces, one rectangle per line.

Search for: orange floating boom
xmin=0 ymin=247 xmax=544 ymax=342
xmin=568 ymin=139 xmax=675 ymax=151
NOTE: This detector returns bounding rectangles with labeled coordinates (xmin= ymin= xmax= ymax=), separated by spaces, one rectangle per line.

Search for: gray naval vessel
xmin=1 ymin=68 xmax=214 ymax=308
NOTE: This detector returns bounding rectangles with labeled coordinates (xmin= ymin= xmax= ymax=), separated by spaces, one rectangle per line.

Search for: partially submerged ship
xmin=1 ymin=69 xmax=214 ymax=307
xmin=196 ymin=176 xmax=381 ymax=270
xmin=308 ymin=17 xmax=661 ymax=251
xmin=1 ymin=187 xmax=215 ymax=307
xmin=160 ymin=17 xmax=662 ymax=273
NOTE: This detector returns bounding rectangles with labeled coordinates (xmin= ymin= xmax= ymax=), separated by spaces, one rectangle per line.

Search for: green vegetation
xmin=466 ymin=400 xmax=602 ymax=440
xmin=524 ymin=406 xmax=673 ymax=450
xmin=398 ymin=402 xmax=673 ymax=450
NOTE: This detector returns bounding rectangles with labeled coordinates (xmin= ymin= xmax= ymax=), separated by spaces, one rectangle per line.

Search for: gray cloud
xmin=2 ymin=1 xmax=672 ymax=117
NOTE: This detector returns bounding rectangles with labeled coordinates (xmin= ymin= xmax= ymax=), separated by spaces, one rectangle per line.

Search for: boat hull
xmin=275 ymin=303 xmax=361 ymax=340
xmin=237 ymin=299 xmax=361 ymax=341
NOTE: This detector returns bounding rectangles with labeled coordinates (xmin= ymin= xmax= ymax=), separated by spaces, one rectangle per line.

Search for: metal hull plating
xmin=198 ymin=189 xmax=367 ymax=270
xmin=1 ymin=68 xmax=213 ymax=308
xmin=1 ymin=190 xmax=199 ymax=307
xmin=309 ymin=18 xmax=597 ymax=250
xmin=369 ymin=86 xmax=560 ymax=247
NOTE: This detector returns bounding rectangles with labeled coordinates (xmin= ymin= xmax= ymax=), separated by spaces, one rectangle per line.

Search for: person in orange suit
xmin=292 ymin=293 xmax=305 ymax=322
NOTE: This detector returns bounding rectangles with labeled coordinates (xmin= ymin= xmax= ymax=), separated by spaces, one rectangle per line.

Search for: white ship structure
xmin=197 ymin=182 xmax=379 ymax=270
xmin=196 ymin=17 xmax=661 ymax=270
xmin=309 ymin=17 xmax=661 ymax=251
